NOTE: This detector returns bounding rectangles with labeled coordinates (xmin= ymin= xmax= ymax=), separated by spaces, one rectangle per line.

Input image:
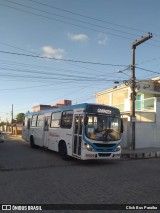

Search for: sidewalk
xmin=121 ymin=147 xmax=160 ymax=159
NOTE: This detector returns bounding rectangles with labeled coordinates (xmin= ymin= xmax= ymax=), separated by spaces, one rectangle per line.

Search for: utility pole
xmin=11 ymin=104 xmax=13 ymax=134
xmin=130 ymin=32 xmax=152 ymax=150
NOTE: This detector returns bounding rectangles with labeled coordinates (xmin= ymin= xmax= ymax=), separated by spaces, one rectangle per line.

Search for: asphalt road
xmin=0 ymin=135 xmax=160 ymax=211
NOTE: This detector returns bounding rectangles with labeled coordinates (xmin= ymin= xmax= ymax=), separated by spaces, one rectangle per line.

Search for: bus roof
xmin=25 ymin=103 xmax=120 ymax=116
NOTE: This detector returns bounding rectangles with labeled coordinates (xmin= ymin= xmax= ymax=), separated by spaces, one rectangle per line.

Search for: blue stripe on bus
xmin=83 ymin=134 xmax=120 ymax=152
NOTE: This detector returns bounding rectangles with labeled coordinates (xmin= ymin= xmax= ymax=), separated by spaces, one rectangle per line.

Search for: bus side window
xmin=51 ymin=112 xmax=61 ymax=128
xmin=37 ymin=114 xmax=44 ymax=127
xmin=61 ymin=110 xmax=73 ymax=129
xmin=31 ymin=115 xmax=37 ymax=127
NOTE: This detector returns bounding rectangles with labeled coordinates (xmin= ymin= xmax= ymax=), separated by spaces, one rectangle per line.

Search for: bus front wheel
xmin=59 ymin=141 xmax=69 ymax=160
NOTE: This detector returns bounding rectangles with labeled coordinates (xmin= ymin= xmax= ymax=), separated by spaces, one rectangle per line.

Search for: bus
xmin=22 ymin=103 xmax=123 ymax=160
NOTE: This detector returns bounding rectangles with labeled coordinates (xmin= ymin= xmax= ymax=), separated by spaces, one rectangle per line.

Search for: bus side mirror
xmin=84 ymin=117 xmax=88 ymax=125
xmin=121 ymin=119 xmax=124 ymax=133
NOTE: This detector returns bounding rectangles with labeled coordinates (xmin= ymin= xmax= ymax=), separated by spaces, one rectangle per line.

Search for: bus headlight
xmin=85 ymin=143 xmax=94 ymax=152
xmin=115 ymin=145 xmax=121 ymax=152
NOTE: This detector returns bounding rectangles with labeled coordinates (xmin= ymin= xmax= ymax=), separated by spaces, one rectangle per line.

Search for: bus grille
xmin=93 ymin=143 xmax=116 ymax=148
xmin=93 ymin=143 xmax=117 ymax=152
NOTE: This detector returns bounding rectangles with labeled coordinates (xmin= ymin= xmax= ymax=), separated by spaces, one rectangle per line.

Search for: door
xmin=73 ymin=115 xmax=83 ymax=157
xmin=22 ymin=117 xmax=30 ymax=142
xmin=43 ymin=117 xmax=50 ymax=148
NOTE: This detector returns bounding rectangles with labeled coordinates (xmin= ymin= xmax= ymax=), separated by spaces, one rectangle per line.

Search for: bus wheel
xmin=30 ymin=136 xmax=36 ymax=148
xmin=59 ymin=141 xmax=69 ymax=160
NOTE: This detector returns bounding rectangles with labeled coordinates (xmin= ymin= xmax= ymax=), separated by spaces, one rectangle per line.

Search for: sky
xmin=0 ymin=0 xmax=160 ymax=121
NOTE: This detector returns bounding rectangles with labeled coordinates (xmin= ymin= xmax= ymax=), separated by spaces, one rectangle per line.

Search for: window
xmin=51 ymin=112 xmax=61 ymax=128
xmin=61 ymin=111 xmax=73 ymax=129
xmin=37 ymin=114 xmax=44 ymax=127
xmin=85 ymin=114 xmax=121 ymax=141
xmin=24 ymin=116 xmax=28 ymax=127
xmin=31 ymin=115 xmax=37 ymax=127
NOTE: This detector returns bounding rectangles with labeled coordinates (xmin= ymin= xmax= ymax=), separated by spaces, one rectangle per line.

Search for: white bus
xmin=22 ymin=103 xmax=123 ymax=160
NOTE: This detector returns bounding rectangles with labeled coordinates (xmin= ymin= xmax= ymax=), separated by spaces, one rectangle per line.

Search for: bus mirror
xmin=84 ymin=117 xmax=88 ymax=125
xmin=121 ymin=119 xmax=124 ymax=133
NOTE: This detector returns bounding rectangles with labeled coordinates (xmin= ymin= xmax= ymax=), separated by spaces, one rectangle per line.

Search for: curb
xmin=121 ymin=151 xmax=160 ymax=159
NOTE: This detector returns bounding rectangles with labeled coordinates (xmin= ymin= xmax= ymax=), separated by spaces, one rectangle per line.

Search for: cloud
xmin=67 ymin=33 xmax=88 ymax=41
xmin=42 ymin=46 xmax=65 ymax=59
xmin=97 ymin=33 xmax=108 ymax=45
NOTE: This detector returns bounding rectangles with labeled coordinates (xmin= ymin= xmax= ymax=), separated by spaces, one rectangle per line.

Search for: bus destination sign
xmin=97 ymin=108 xmax=111 ymax=114
xmin=86 ymin=104 xmax=120 ymax=116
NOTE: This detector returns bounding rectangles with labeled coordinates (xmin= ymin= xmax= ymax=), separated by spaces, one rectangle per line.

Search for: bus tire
xmin=30 ymin=136 xmax=36 ymax=148
xmin=59 ymin=141 xmax=69 ymax=160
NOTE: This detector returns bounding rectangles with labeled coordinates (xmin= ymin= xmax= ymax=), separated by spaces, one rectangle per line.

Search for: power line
xmin=0 ymin=2 xmax=134 ymax=41
xmin=29 ymin=0 xmax=153 ymax=36
xmin=0 ymin=41 xmax=37 ymax=55
xmin=29 ymin=0 xmax=160 ymax=41
xmin=2 ymin=1 xmax=159 ymax=48
xmin=136 ymin=66 xmax=160 ymax=75
xmin=1 ymin=62 xmax=114 ymax=78
xmin=1 ymin=1 xmax=160 ymax=48
xmin=0 ymin=50 xmax=128 ymax=67
xmin=4 ymin=0 xmax=143 ymax=39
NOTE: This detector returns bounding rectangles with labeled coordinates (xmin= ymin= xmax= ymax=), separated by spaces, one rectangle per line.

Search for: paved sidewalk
xmin=121 ymin=147 xmax=160 ymax=159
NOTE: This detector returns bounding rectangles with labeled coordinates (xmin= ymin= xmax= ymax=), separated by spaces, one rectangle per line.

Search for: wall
xmin=96 ymin=93 xmax=110 ymax=105
xmin=135 ymin=123 xmax=156 ymax=148
xmin=121 ymin=98 xmax=160 ymax=149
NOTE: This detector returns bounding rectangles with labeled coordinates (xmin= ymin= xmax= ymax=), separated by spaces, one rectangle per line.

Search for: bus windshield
xmin=85 ymin=114 xmax=121 ymax=141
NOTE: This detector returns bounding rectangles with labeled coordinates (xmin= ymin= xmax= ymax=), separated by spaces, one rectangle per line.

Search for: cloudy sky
xmin=0 ymin=0 xmax=160 ymax=120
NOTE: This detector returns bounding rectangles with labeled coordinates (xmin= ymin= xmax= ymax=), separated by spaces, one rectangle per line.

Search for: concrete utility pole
xmin=130 ymin=32 xmax=153 ymax=150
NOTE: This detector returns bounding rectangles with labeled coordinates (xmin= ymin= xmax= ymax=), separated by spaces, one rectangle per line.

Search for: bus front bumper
xmin=81 ymin=149 xmax=121 ymax=160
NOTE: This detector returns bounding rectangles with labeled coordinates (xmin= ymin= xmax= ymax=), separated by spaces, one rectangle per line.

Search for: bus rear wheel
xmin=59 ymin=141 xmax=69 ymax=160
xmin=30 ymin=136 xmax=37 ymax=148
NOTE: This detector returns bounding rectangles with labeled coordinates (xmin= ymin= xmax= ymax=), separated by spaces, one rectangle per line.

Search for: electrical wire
xmin=0 ymin=50 xmax=128 ymax=67
xmin=4 ymin=0 xmax=144 ymax=39
xmin=30 ymin=0 xmax=159 ymax=37
xmin=3 ymin=0 xmax=159 ymax=45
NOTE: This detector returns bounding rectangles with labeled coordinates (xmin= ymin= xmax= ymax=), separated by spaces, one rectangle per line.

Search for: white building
xmin=95 ymin=77 xmax=160 ymax=149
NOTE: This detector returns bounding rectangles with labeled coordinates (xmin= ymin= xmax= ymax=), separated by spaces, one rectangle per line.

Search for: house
xmin=95 ymin=77 xmax=160 ymax=149
xmin=32 ymin=100 xmax=72 ymax=112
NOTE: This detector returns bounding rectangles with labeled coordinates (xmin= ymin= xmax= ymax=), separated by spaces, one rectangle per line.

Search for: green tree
xmin=0 ymin=121 xmax=6 ymax=126
xmin=16 ymin=113 xmax=25 ymax=123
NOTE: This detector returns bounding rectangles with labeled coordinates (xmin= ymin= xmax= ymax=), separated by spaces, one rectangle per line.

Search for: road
xmin=0 ymin=135 xmax=160 ymax=211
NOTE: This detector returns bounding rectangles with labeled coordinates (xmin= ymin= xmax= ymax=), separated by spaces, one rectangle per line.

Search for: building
xmin=95 ymin=77 xmax=160 ymax=149
xmin=0 ymin=123 xmax=22 ymax=135
xmin=32 ymin=105 xmax=52 ymax=112
xmin=32 ymin=100 xmax=72 ymax=112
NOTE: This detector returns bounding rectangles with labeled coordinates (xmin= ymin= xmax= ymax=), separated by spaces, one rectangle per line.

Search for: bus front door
xmin=44 ymin=117 xmax=50 ymax=148
xmin=73 ymin=115 xmax=83 ymax=157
